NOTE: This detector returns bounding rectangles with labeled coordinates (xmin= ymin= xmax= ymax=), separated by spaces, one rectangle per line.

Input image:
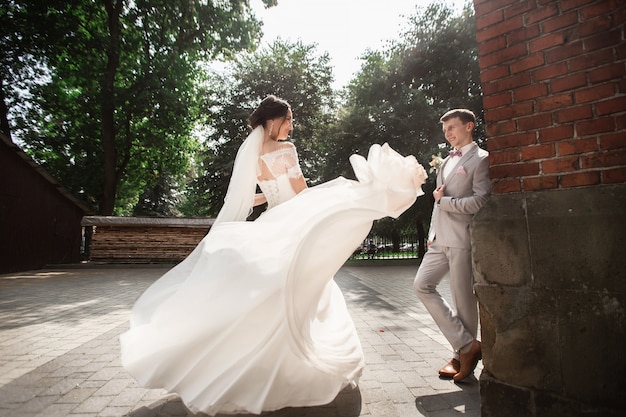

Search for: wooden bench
xmin=81 ymin=216 xmax=214 ymax=263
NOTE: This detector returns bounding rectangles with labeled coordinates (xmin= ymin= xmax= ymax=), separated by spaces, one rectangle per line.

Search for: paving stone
xmin=33 ymin=402 xmax=77 ymax=417
xmin=0 ymin=265 xmax=482 ymax=417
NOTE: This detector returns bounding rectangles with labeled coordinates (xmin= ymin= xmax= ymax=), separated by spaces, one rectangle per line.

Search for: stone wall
xmin=471 ymin=0 xmax=625 ymax=415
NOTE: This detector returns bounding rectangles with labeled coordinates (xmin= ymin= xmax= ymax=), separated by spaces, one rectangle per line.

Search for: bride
xmin=120 ymin=95 xmax=428 ymax=415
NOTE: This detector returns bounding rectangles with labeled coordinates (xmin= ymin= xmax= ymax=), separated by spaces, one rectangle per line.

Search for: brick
xmin=581 ymin=150 xmax=626 ymax=169
xmin=579 ymin=15 xmax=614 ymax=36
xmin=529 ymin=32 xmax=566 ymax=54
xmin=478 ymin=36 xmax=507 ymax=57
xmin=569 ymin=49 xmax=615 ymax=72
xmin=619 ymin=42 xmax=626 ymax=60
xmin=489 ymin=148 xmax=521 ymax=165
xmin=506 ymin=25 xmax=541 ymax=47
xmin=555 ymin=105 xmax=593 ymax=124
xmin=476 ymin=9 xmax=504 ymax=31
xmin=523 ymin=175 xmax=558 ymax=191
xmin=505 ymin=1 xmax=535 ymax=19
xmin=521 ymin=144 xmax=556 ymax=161
xmin=580 ymin=1 xmax=613 ymax=19
xmin=532 ymin=61 xmax=568 ymax=82
xmin=481 ymin=43 xmax=528 ymax=68
xmin=588 ymin=63 xmax=626 ymax=84
xmin=476 ymin=15 xmax=524 ymax=43
xmin=574 ymin=83 xmax=616 ymax=104
xmin=510 ymin=53 xmax=545 ymax=74
xmin=486 ymin=120 xmax=516 ymax=137
xmin=524 ymin=2 xmax=559 ymax=26
xmin=596 ymin=96 xmax=626 ymax=116
xmin=491 ymin=162 xmax=540 ymax=178
xmin=558 ymin=138 xmax=599 ymax=156
xmin=559 ymin=171 xmax=601 ymax=188
xmin=599 ymin=133 xmax=626 ymax=151
xmin=515 ymin=83 xmax=549 ymax=102
xmin=538 ymin=125 xmax=575 ymax=143
xmin=603 ymin=167 xmax=626 ymax=184
xmin=542 ymin=11 xmax=579 ymax=33
xmin=614 ymin=7 xmax=626 ymax=32
xmin=518 ymin=113 xmax=553 ymax=131
xmin=561 ymin=0 xmax=592 ymax=12
xmin=536 ymin=93 xmax=573 ymax=112
xmin=576 ymin=117 xmax=616 ymax=136
xmin=584 ymin=29 xmax=623 ymax=52
xmin=480 ymin=65 xmax=510 ymax=84
xmin=488 ymin=132 xmax=536 ymax=151
xmin=542 ymin=156 xmax=580 ymax=174
xmin=485 ymin=102 xmax=533 ymax=122
xmin=483 ymin=92 xmax=512 ymax=109
xmin=546 ymin=41 xmax=584 ymax=64
xmin=617 ymin=108 xmax=626 ymax=130
xmin=474 ymin=0 xmax=512 ymax=16
xmin=492 ymin=177 xmax=522 ymax=193
xmin=551 ymin=72 xmax=587 ymax=94
xmin=485 ymin=73 xmax=532 ymax=95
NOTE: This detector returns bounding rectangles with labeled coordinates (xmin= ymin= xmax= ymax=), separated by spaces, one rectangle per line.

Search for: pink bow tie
xmin=449 ymin=150 xmax=462 ymax=158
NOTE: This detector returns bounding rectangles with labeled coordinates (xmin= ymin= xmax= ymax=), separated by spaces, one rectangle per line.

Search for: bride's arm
xmin=253 ymin=192 xmax=267 ymax=206
xmin=289 ymin=176 xmax=307 ymax=195
xmin=285 ymin=144 xmax=307 ymax=194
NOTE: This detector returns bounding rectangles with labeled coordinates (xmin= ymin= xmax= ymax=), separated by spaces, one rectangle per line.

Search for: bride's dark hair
xmin=248 ymin=95 xmax=291 ymax=130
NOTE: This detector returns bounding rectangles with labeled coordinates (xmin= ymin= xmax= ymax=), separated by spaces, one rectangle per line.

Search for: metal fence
xmin=350 ymin=234 xmax=422 ymax=260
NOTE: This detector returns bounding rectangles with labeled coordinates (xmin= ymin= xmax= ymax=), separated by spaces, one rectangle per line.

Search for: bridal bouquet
xmin=429 ymin=154 xmax=444 ymax=174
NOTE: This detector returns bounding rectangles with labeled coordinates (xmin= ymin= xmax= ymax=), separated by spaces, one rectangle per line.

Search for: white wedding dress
xmin=120 ymin=143 xmax=427 ymax=415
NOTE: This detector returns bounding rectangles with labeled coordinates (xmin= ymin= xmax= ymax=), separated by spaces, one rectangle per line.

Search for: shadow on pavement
xmin=127 ymin=386 xmax=363 ymax=417
xmin=414 ymin=377 xmax=480 ymax=416
xmin=0 ymin=268 xmax=162 ymax=330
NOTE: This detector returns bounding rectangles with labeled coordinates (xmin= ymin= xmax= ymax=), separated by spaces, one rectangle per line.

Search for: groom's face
xmin=442 ymin=117 xmax=474 ymax=150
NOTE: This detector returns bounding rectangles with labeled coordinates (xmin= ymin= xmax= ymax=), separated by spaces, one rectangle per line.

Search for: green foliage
xmin=2 ymin=0 xmax=273 ymax=215
xmin=179 ymin=38 xmax=336 ymax=217
xmin=3 ymin=0 xmax=481 ymax=235
xmin=322 ymin=2 xmax=481 ymax=253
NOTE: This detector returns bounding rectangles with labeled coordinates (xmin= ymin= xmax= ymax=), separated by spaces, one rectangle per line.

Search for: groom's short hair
xmin=440 ymin=109 xmax=476 ymax=126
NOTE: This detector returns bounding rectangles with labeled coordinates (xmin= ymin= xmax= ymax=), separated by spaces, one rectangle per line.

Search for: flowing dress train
xmin=120 ymin=143 xmax=427 ymax=415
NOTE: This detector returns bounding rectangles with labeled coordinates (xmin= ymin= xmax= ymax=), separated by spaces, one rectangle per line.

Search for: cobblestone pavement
xmin=0 ymin=264 xmax=482 ymax=417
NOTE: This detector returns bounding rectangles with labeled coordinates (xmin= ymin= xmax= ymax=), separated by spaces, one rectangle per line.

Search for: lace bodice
xmin=258 ymin=145 xmax=303 ymax=180
xmin=257 ymin=145 xmax=303 ymax=209
xmin=258 ymin=176 xmax=297 ymax=209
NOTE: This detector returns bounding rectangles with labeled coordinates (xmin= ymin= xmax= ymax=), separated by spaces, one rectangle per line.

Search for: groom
xmin=413 ymin=109 xmax=490 ymax=381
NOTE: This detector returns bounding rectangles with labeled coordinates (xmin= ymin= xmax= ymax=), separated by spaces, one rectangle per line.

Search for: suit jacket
xmin=429 ymin=142 xmax=491 ymax=250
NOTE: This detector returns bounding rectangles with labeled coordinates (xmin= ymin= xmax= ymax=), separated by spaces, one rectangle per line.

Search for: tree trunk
xmin=99 ymin=0 xmax=122 ymax=215
xmin=0 ymin=78 xmax=13 ymax=142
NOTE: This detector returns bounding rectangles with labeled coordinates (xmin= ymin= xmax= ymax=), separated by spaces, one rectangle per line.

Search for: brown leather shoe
xmin=453 ymin=340 xmax=482 ymax=381
xmin=438 ymin=359 xmax=460 ymax=378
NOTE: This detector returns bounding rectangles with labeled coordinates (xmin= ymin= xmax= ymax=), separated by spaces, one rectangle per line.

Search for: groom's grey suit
xmin=414 ymin=142 xmax=490 ymax=357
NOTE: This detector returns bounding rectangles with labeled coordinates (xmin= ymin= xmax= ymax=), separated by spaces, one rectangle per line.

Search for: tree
xmin=324 ymin=2 xmax=481 ymax=256
xmin=0 ymin=0 xmax=61 ymax=142
xmin=3 ymin=0 xmax=276 ymax=215
xmin=180 ymin=38 xmax=336 ymax=217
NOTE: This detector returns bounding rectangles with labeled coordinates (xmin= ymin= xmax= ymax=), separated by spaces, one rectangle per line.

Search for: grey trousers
xmin=413 ymin=243 xmax=478 ymax=358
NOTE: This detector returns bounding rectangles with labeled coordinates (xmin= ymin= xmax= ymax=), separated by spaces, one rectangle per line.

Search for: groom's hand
xmin=433 ymin=185 xmax=445 ymax=203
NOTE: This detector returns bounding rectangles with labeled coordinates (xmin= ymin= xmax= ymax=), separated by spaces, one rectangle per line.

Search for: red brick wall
xmin=474 ymin=0 xmax=626 ymax=194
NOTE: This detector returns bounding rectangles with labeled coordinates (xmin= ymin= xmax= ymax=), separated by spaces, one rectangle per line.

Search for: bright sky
xmin=250 ymin=0 xmax=468 ymax=89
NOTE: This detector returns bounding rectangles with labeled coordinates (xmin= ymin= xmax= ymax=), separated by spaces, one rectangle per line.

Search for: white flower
xmin=429 ymin=154 xmax=444 ymax=174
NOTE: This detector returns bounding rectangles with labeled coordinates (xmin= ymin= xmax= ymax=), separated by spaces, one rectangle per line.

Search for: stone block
xmin=525 ymin=185 xmax=626 ymax=292
xmin=471 ymin=192 xmax=531 ymax=286
xmin=475 ymin=284 xmax=562 ymax=391
xmin=472 ymin=184 xmax=626 ymax=416
xmin=479 ymin=371 xmax=532 ymax=417
xmin=557 ymin=290 xmax=626 ymax=408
